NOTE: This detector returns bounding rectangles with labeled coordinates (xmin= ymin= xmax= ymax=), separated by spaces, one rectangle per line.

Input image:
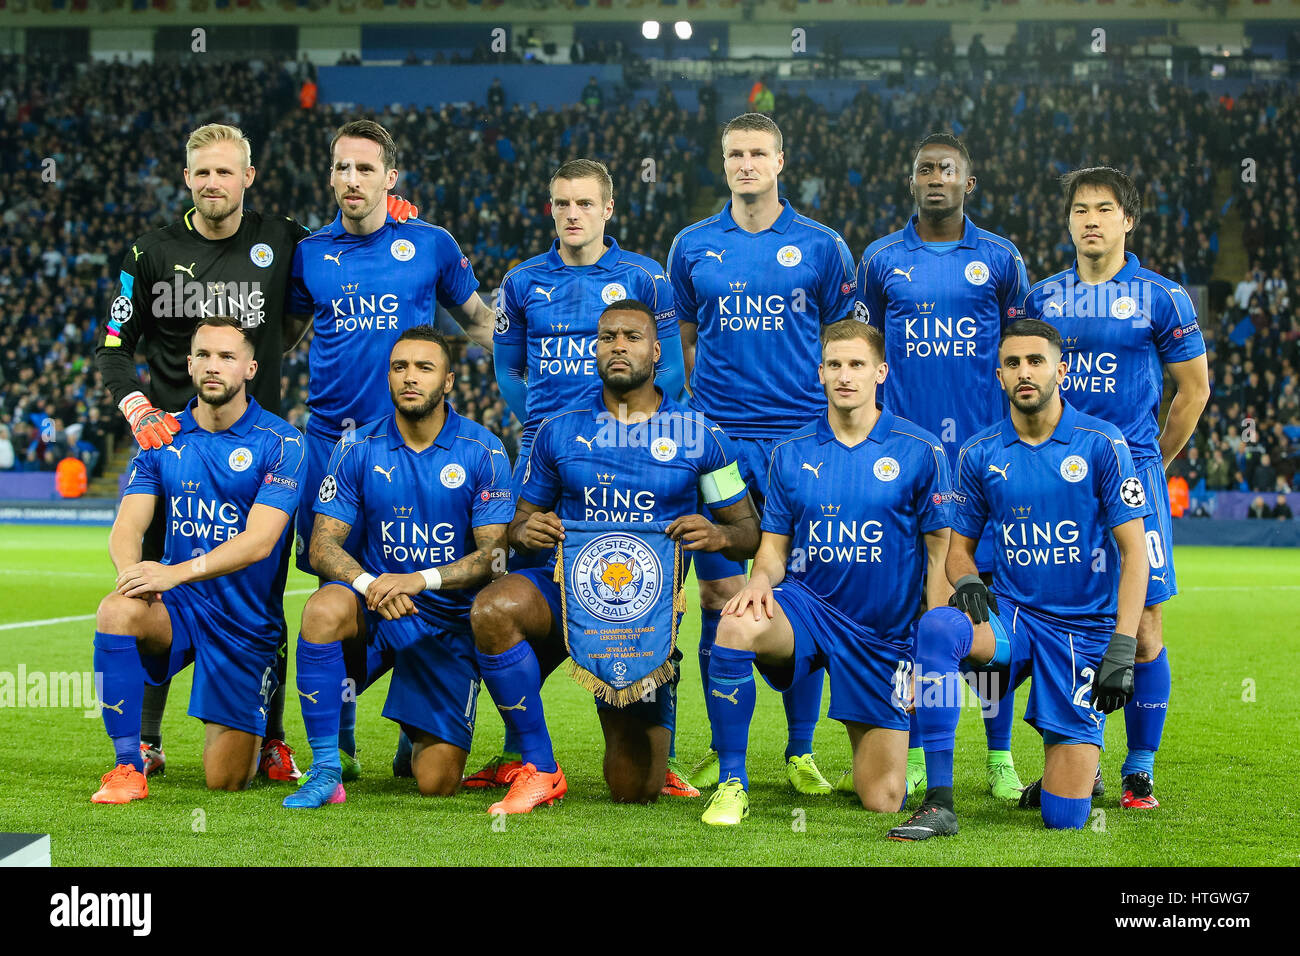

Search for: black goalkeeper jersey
xmin=95 ymin=207 xmax=311 ymax=414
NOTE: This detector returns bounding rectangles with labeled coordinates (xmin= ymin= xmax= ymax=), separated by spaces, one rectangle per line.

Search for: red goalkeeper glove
xmin=119 ymin=391 xmax=181 ymax=450
xmin=386 ymin=195 xmax=418 ymax=222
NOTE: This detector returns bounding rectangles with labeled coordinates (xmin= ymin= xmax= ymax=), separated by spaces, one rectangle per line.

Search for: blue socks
xmin=296 ymin=635 xmax=344 ymax=776
xmin=94 ymin=631 xmax=146 ymax=772
xmin=699 ymin=608 xmax=721 ymax=750
xmin=982 ymin=684 xmax=1015 ymax=751
xmin=914 ymin=607 xmax=973 ymax=792
xmin=706 ymin=644 xmax=757 ymax=789
xmin=782 ymin=668 xmax=822 ymax=760
xmin=338 ymin=699 xmax=357 ymax=758
xmin=1123 ymin=648 xmax=1170 ymax=780
xmin=1041 ymin=789 xmax=1092 ymax=830
xmin=477 ymin=641 xmax=556 ymax=773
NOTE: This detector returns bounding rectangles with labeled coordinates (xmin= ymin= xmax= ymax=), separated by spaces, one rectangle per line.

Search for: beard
xmin=600 ymin=360 xmax=653 ymax=392
xmin=197 ymin=379 xmax=242 ymax=408
xmin=1009 ymin=383 xmax=1054 ymax=415
xmin=393 ymin=388 xmax=443 ymax=422
xmin=194 ymin=193 xmax=240 ymax=224
xmin=338 ymin=190 xmax=378 ymax=222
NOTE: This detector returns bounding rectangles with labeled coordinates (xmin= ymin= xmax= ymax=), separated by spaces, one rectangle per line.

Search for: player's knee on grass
xmin=698 ymin=574 xmax=745 ymax=611
xmin=411 ymin=736 xmax=467 ymax=797
xmin=203 ymin=726 xmax=260 ymax=791
xmin=300 ymin=586 xmax=362 ymax=645
xmin=470 ymin=575 xmax=551 ymax=655
xmin=1136 ymin=604 xmax=1163 ymax=662
xmin=856 ymin=774 xmax=906 ymax=813
xmin=601 ymin=714 xmax=666 ymax=803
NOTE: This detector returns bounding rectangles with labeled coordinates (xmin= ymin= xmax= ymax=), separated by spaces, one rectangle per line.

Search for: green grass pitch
xmin=0 ymin=525 xmax=1296 ymax=866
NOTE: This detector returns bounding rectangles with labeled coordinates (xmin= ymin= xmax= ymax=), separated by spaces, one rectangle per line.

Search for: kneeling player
xmin=469 ymin=301 xmax=760 ymax=813
xmin=90 ymin=317 xmax=304 ymax=802
xmin=889 ymin=320 xmax=1148 ymax=840
xmin=285 ymin=327 xmax=512 ymax=808
xmin=702 ymin=320 xmax=953 ymax=825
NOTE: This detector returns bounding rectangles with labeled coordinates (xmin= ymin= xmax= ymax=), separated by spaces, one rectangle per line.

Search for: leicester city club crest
xmin=574 ymin=533 xmax=662 ymax=624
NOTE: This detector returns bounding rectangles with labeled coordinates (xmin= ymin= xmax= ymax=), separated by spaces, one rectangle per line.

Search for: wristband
xmin=119 ymin=390 xmax=148 ymax=416
xmin=352 ymin=572 xmax=376 ymax=594
xmin=419 ymin=567 xmax=442 ymax=591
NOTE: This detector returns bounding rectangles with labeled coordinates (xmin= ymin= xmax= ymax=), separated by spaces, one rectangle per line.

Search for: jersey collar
xmin=323 ymin=210 xmax=397 ymax=239
xmin=814 ymin=404 xmax=894 ymax=445
xmin=1069 ymin=251 xmax=1141 ymax=285
xmin=720 ymin=198 xmax=796 ymax=234
xmin=998 ymin=399 xmax=1078 ymax=446
xmin=544 ymin=236 xmax=621 ymax=271
xmin=382 ymin=402 xmax=461 ymax=450
xmin=902 ymin=214 xmax=978 ymax=251
xmin=178 ymin=396 xmax=261 ymax=437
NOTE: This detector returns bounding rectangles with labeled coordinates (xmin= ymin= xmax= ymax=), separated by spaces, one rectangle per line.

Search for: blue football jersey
xmin=520 ymin=392 xmax=747 ymax=530
xmin=1022 ymin=253 xmax=1205 ymax=466
xmin=123 ymin=397 xmax=305 ymax=649
xmin=495 ymin=237 xmax=677 ymax=429
xmin=314 ymin=404 xmax=514 ymax=632
xmin=951 ymin=401 xmax=1152 ymax=629
xmin=668 ymin=199 xmax=857 ymax=439
xmin=762 ymin=408 xmax=952 ymax=649
xmin=288 ymin=213 xmax=479 ymax=439
xmin=856 ymin=215 xmax=1029 ymax=463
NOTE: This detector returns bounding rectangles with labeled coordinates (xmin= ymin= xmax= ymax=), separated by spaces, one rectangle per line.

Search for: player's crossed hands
xmin=722 ymin=573 xmax=777 ymax=621
xmin=364 ymin=573 xmax=424 ymax=621
xmin=116 ymin=561 xmax=181 ymax=600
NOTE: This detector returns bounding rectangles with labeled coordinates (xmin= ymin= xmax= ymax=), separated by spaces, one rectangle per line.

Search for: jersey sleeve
xmin=914 ymin=442 xmax=954 ymax=534
xmin=816 ymin=232 xmax=858 ymax=324
xmin=94 ymin=238 xmax=154 ymax=406
xmin=666 ymin=233 xmax=698 ymax=325
xmin=855 ymin=246 xmax=888 ymax=330
xmin=471 ymin=434 xmax=516 ymax=527
xmin=494 ymin=270 xmax=527 ymax=347
xmin=1151 ymin=282 xmax=1206 ymax=364
xmin=433 ymin=229 xmax=480 ymax=309
xmin=697 ymin=419 xmax=747 ymax=511
xmin=122 ymin=447 xmax=162 ymax=497
xmin=759 ymin=444 xmax=795 ymax=536
xmin=315 ymin=438 xmax=363 ymax=528
xmin=518 ymin=418 xmax=562 ymax=509
xmin=950 ymin=442 xmax=990 ymax=539
xmin=645 ymin=265 xmax=677 ymax=331
xmin=1096 ymin=431 xmax=1153 ymax=530
xmin=253 ymin=427 xmax=307 ymax=516
xmin=286 ymin=243 xmax=314 ymax=316
xmin=997 ymin=243 xmax=1031 ymax=324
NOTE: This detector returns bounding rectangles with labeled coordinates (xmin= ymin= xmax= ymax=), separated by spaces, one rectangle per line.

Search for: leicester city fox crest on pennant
xmin=554 ymin=521 xmax=686 ymax=707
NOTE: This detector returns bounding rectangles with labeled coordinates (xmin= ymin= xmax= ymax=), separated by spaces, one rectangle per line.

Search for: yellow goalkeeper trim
xmin=700 ymin=461 xmax=744 ymax=505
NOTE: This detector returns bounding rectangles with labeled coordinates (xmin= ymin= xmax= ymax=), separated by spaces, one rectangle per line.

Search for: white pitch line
xmin=1183 ymin=585 xmax=1300 ymax=592
xmin=0 ymin=587 xmax=318 ymax=631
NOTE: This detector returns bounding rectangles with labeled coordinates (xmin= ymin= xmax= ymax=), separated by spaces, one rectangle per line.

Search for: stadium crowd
xmin=1 ymin=52 xmax=1296 ymax=498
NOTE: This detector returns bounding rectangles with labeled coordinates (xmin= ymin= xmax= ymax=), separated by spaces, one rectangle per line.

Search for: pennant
xmin=553 ymin=521 xmax=685 ymax=707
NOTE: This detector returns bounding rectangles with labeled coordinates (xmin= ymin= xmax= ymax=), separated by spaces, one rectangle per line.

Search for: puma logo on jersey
xmin=710 ymin=688 xmax=739 ymax=705
xmin=166 ymin=444 xmax=186 ymax=460
xmin=173 ymin=262 xmax=196 ymax=277
xmin=801 ymin=462 xmax=823 ymax=478
xmin=1151 ymin=573 xmax=1167 ymax=584
xmin=497 ymin=696 xmax=528 ymax=712
xmin=988 ymin=463 xmax=1010 ymax=480
xmin=373 ymin=464 xmax=396 ymax=482
xmin=892 ymin=266 xmax=916 ymax=281
xmin=323 ymin=251 xmax=344 ymax=265
xmin=704 ymin=250 xmax=725 ymax=263
xmin=1046 ymin=301 xmax=1064 ymax=315
xmin=574 ymin=435 xmax=596 ymax=451
xmin=132 ymin=245 xmax=143 ymax=261
xmin=298 ymin=689 xmax=319 ymax=704
xmin=534 ymin=286 xmax=556 ymax=301
xmin=102 ymin=698 xmax=125 ymax=714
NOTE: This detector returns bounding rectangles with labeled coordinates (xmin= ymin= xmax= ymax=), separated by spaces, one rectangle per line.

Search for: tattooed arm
xmin=308 ymin=513 xmax=365 ymax=585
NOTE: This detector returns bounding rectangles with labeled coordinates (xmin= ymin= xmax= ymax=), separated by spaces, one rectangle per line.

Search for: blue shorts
xmin=693 ymin=435 xmax=775 ymax=583
xmin=994 ymin=601 xmax=1112 ymax=747
xmin=511 ymin=566 xmax=680 ymax=729
xmin=507 ymin=429 xmax=548 ymax=572
xmin=1138 ymin=459 xmax=1176 ymax=606
xmin=296 ymin=431 xmax=365 ymax=576
xmin=760 ymin=578 xmax=912 ymax=731
xmin=322 ymin=582 xmax=480 ymax=751
xmin=143 ymin=585 xmax=279 ymax=737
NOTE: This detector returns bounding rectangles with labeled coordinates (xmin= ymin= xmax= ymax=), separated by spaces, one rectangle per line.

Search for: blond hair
xmin=186 ymin=124 xmax=253 ymax=169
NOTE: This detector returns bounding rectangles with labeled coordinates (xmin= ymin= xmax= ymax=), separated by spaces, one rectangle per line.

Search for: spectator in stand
xmin=1274 ymin=494 xmax=1294 ymax=520
xmin=1206 ymin=447 xmax=1233 ymax=490
xmin=1253 ymin=452 xmax=1278 ymax=493
xmin=1247 ymin=495 xmax=1271 ymax=518
xmin=0 ymin=424 xmax=13 ymax=470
